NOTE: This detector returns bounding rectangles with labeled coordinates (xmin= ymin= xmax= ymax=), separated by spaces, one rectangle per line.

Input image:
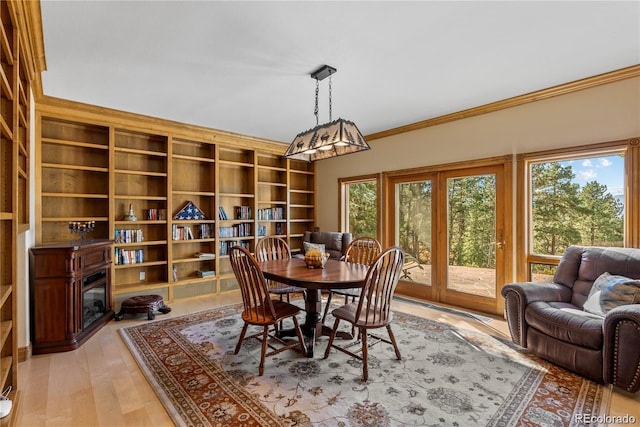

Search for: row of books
xmin=256 ymin=207 xmax=285 ymax=221
xmin=219 ymin=223 xmax=252 ymax=238
xmin=171 ymin=224 xmax=214 ymax=240
xmin=235 ymin=205 xmax=252 ymax=220
xmin=146 ymin=209 xmax=166 ymax=221
xmin=172 ymin=225 xmax=195 ymax=240
xmin=114 ymin=229 xmax=144 ymax=243
xmin=114 ymin=248 xmax=144 ymax=265
xmin=219 ymin=240 xmax=250 ymax=256
xmin=258 ymin=223 xmax=285 ymax=236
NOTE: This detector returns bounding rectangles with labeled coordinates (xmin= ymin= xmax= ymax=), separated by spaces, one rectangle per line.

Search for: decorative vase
xmin=124 ymin=204 xmax=137 ymax=221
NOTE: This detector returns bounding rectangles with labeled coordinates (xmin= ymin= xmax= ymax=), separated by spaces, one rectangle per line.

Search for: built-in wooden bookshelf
xmin=288 ymin=161 xmax=315 ymax=255
xmin=1 ymin=0 xmax=39 ymax=420
xmin=35 ymin=98 xmax=315 ymax=306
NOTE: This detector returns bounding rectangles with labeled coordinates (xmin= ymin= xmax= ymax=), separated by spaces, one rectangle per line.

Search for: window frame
xmin=516 ymin=137 xmax=640 ymax=282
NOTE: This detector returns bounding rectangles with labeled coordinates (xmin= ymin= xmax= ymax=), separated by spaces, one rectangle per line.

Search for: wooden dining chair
xmin=255 ymin=237 xmax=306 ymax=328
xmin=323 ymin=246 xmax=404 ymax=381
xmin=229 ymin=246 xmax=307 ymax=376
xmin=321 ymin=237 xmax=382 ymax=325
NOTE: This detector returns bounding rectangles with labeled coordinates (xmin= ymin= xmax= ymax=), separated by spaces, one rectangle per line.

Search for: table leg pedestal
xmin=276 ymin=289 xmax=354 ymax=357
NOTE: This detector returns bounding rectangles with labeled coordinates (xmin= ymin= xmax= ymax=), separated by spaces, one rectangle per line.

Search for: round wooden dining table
xmin=259 ymin=257 xmax=368 ymax=357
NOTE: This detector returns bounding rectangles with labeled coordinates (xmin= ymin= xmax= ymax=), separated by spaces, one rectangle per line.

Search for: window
xmin=340 ymin=175 xmax=379 ymax=239
xmin=531 ymin=154 xmax=624 ymax=255
xmin=518 ymin=138 xmax=639 ymax=282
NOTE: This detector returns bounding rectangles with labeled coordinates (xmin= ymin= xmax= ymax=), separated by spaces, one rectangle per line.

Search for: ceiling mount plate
xmin=310 ymin=65 xmax=337 ymax=81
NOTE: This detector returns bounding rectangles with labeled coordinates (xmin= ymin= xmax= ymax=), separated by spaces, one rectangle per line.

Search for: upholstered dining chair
xmin=229 ymin=246 xmax=307 ymax=375
xmin=255 ymin=236 xmax=305 ymax=329
xmin=323 ymin=246 xmax=404 ymax=381
xmin=321 ymin=237 xmax=382 ymax=325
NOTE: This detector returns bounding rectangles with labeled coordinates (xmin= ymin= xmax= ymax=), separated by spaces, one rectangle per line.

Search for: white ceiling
xmin=39 ymin=1 xmax=640 ymax=144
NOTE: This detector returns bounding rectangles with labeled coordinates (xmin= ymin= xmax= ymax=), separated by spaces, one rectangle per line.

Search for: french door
xmin=387 ymin=164 xmax=508 ymax=314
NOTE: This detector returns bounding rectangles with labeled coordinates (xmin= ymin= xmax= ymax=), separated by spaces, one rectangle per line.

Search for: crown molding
xmin=366 ymin=64 xmax=640 ymax=142
xmin=8 ymin=0 xmax=47 ymax=98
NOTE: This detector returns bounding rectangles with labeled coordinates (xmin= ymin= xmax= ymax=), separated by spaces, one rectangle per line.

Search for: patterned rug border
xmin=119 ymin=302 xmax=613 ymax=427
xmin=119 ymin=303 xmax=283 ymax=426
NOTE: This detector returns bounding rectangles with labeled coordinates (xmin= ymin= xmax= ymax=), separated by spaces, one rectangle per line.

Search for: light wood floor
xmin=13 ymin=294 xmax=640 ymax=427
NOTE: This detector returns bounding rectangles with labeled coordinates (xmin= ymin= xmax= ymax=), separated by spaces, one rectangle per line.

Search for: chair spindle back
xmin=229 ymin=246 xmax=275 ymax=323
xmin=255 ymin=236 xmax=291 ymax=262
xmin=344 ymin=237 xmax=382 ymax=266
xmin=356 ymin=246 xmax=405 ymax=327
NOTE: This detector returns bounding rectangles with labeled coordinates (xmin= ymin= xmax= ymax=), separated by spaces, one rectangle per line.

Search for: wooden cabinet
xmin=35 ymin=98 xmax=316 ymax=305
xmin=29 ymin=240 xmax=114 ymax=354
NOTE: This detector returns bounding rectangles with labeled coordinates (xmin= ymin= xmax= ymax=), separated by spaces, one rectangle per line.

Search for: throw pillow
xmin=303 ymin=241 xmax=325 ymax=255
xmin=583 ymin=272 xmax=640 ymax=316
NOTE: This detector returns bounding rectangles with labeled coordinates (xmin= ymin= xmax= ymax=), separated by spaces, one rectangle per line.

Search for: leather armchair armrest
xmin=501 ymin=282 xmax=572 ymax=305
xmin=501 ymin=282 xmax=572 ymax=347
xmin=603 ymin=304 xmax=640 ymax=393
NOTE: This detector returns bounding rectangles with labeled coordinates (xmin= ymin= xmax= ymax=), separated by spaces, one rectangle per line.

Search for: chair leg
xmin=321 ymin=292 xmax=333 ymax=324
xmin=292 ymin=315 xmax=307 ymax=355
xmin=346 ymin=295 xmax=357 ymax=337
xmin=258 ymin=326 xmax=268 ymax=376
xmin=361 ymin=329 xmax=368 ymax=382
xmin=234 ymin=323 xmax=249 ymax=354
xmin=323 ymin=318 xmax=340 ymax=359
xmin=386 ymin=324 xmax=402 ymax=360
xmin=277 ymin=294 xmax=285 ymax=331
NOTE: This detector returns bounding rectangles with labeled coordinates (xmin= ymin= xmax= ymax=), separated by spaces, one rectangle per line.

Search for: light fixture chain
xmin=314 ymin=78 xmax=319 ymax=126
xmin=328 ymin=74 xmax=332 ymax=121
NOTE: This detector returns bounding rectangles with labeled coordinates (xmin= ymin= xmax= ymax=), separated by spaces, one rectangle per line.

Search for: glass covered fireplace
xmin=82 ymin=268 xmax=108 ymax=330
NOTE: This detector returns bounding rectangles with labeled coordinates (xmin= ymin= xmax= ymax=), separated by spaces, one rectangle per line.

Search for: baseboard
xmin=17 ymin=344 xmax=31 ymax=362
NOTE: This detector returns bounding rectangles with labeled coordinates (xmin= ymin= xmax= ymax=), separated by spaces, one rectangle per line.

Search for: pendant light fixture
xmin=284 ymin=65 xmax=370 ymax=161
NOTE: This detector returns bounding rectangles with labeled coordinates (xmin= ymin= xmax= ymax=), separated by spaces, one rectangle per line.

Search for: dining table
xmin=259 ymin=257 xmax=369 ymax=357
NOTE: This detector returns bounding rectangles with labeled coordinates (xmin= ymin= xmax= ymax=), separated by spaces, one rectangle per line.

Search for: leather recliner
xmin=501 ymin=245 xmax=640 ymax=393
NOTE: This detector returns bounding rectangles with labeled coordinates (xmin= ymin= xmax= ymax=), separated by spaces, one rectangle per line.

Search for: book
xmin=194 ymin=252 xmax=215 ymax=259
xmin=218 ymin=206 xmax=228 ymax=220
xmin=196 ymin=270 xmax=216 ymax=277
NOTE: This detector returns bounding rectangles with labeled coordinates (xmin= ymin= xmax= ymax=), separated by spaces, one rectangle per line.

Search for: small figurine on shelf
xmin=68 ymin=221 xmax=96 ymax=244
xmin=124 ymin=204 xmax=137 ymax=221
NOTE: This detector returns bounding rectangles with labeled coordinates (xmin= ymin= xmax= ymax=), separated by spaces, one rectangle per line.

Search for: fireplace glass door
xmin=82 ymin=269 xmax=108 ymax=330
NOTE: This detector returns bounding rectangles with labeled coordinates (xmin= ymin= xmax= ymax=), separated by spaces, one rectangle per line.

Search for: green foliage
xmin=347 ymin=181 xmax=377 ymax=238
xmin=447 ymin=175 xmax=496 ymax=268
xmin=397 ymin=181 xmax=432 ymax=263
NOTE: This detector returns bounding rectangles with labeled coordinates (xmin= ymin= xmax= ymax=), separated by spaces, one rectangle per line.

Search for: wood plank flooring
xmin=14 ymin=294 xmax=640 ymax=426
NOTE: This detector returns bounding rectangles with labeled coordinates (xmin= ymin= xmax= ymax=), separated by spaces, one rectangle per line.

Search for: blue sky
xmin=562 ymin=154 xmax=624 ymax=197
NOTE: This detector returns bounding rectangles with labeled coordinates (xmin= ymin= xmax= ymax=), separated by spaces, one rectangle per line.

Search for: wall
xmin=315 ymin=77 xmax=640 ymax=233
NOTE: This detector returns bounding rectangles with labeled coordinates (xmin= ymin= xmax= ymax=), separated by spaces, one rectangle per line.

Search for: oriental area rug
xmin=119 ymin=303 xmax=611 ymax=427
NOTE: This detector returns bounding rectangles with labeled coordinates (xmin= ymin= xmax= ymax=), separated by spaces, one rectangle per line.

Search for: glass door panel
xmin=396 ymin=180 xmax=433 ymax=286
xmin=388 ymin=164 xmax=507 ymax=314
xmin=445 ymin=174 xmax=496 ymax=298
xmin=388 ymin=174 xmax=435 ymax=299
